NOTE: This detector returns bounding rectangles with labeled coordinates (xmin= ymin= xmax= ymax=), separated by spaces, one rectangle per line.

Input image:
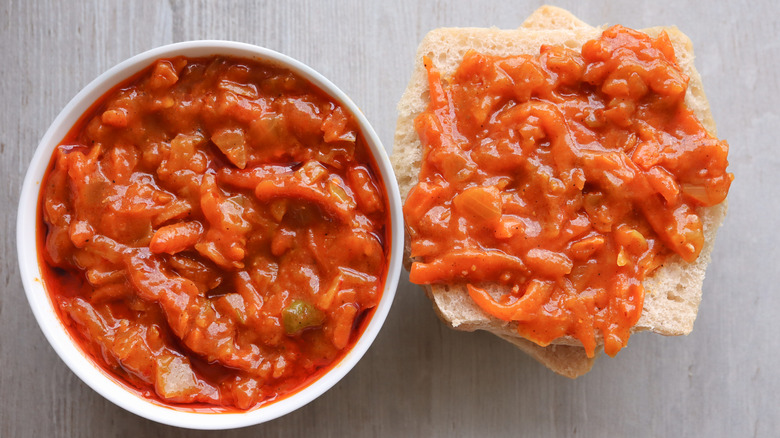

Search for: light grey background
xmin=1 ymin=1 xmax=776 ymax=436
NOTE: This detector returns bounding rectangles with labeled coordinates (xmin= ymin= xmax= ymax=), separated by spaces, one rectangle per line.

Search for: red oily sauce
xmin=39 ymin=56 xmax=390 ymax=410
xmin=405 ymin=26 xmax=732 ymax=357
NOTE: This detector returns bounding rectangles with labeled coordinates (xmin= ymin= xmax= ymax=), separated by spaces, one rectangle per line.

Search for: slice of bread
xmin=392 ymin=6 xmax=728 ymax=378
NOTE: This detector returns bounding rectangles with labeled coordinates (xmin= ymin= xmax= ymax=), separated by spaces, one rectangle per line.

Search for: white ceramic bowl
xmin=17 ymin=40 xmax=403 ymax=429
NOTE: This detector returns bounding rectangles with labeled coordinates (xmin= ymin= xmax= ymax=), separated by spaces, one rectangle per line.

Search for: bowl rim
xmin=17 ymin=40 xmax=403 ymax=430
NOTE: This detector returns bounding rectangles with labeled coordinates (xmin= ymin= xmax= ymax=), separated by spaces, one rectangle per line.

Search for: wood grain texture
xmin=1 ymin=0 xmax=777 ymax=436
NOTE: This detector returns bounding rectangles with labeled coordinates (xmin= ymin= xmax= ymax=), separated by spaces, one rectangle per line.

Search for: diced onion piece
xmin=330 ymin=304 xmax=357 ymax=350
xmin=295 ymin=160 xmax=327 ymax=185
xmin=216 ymin=293 xmax=247 ymax=325
xmin=646 ymin=166 xmax=680 ymax=204
xmin=269 ymin=199 xmax=288 ymax=222
xmin=217 ymin=79 xmax=258 ymax=99
xmin=616 ymin=247 xmax=629 ymax=266
xmin=166 ymin=132 xmax=206 ymax=173
xmin=680 ymin=183 xmax=712 ymax=205
xmin=69 ymin=220 xmax=94 ymax=248
xmin=613 ymin=225 xmax=648 ymax=253
xmin=152 ymin=199 xmax=192 ymax=227
xmin=318 ymin=272 xmax=344 ymax=311
xmin=327 ymin=177 xmax=355 ymax=208
xmin=154 ymin=356 xmax=203 ymax=402
xmin=631 ymin=141 xmax=660 ymax=170
xmin=322 ymin=106 xmax=356 ymax=143
xmin=403 ymin=182 xmax=445 ymax=229
xmin=149 ymin=60 xmax=179 ymax=89
xmin=212 ymin=127 xmax=248 ymax=169
xmin=328 ymin=178 xmax=349 ymax=202
xmin=494 ymin=215 xmax=524 ymax=239
xmin=453 ymin=186 xmax=502 ymax=222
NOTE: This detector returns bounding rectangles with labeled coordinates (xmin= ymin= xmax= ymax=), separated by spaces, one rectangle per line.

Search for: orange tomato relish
xmin=405 ymin=25 xmax=732 ymax=357
xmin=39 ymin=56 xmax=390 ymax=410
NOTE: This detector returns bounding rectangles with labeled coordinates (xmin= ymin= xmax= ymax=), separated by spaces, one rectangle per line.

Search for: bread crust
xmin=392 ymin=6 xmax=727 ymax=377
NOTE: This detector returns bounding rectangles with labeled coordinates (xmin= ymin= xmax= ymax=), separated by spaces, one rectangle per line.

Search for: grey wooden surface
xmin=1 ymin=0 xmax=777 ymax=436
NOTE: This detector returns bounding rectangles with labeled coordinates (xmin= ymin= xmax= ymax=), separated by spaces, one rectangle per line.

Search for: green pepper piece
xmin=283 ymin=300 xmax=325 ymax=334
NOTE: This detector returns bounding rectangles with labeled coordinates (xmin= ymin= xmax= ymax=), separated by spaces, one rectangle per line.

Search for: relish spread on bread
xmin=392 ymin=6 xmax=731 ymax=377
